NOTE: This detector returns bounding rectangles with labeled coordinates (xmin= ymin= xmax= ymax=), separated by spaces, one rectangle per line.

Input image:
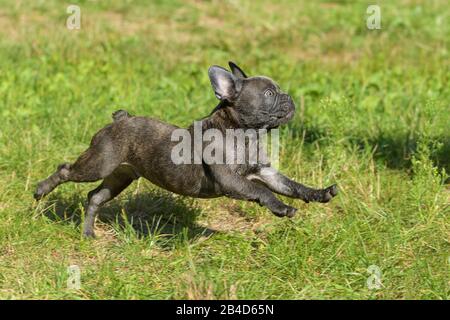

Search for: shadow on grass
xmin=357 ymin=134 xmax=450 ymax=174
xmin=289 ymin=124 xmax=450 ymax=174
xmin=41 ymin=190 xmax=218 ymax=247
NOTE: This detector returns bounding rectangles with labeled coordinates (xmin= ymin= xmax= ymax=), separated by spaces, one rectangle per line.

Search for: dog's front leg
xmin=208 ymin=165 xmax=297 ymax=218
xmin=247 ymin=167 xmax=338 ymax=203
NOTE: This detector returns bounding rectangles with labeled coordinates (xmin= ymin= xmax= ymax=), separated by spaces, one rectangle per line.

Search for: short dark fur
xmin=34 ymin=62 xmax=338 ymax=237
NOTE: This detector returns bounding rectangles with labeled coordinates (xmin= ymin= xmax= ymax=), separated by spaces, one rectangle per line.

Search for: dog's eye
xmin=264 ymin=89 xmax=274 ymax=97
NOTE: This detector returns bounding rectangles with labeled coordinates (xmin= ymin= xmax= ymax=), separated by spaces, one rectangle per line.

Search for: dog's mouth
xmin=267 ymin=107 xmax=295 ymax=130
xmin=278 ymin=95 xmax=295 ymax=122
xmin=279 ymin=107 xmax=295 ymax=123
xmin=285 ymin=109 xmax=295 ymax=119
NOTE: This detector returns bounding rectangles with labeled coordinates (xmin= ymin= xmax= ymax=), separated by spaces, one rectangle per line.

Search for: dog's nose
xmin=281 ymin=94 xmax=295 ymax=110
xmin=287 ymin=95 xmax=294 ymax=105
xmin=281 ymin=93 xmax=291 ymax=102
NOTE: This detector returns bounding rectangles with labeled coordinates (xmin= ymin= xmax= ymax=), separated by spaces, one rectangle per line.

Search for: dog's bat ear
xmin=228 ymin=61 xmax=248 ymax=79
xmin=208 ymin=65 xmax=241 ymax=101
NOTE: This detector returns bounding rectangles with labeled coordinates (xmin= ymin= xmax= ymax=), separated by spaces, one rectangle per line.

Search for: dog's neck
xmin=200 ymin=103 xmax=242 ymax=131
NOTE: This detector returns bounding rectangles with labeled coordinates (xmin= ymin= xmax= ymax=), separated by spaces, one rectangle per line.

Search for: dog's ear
xmin=228 ymin=61 xmax=247 ymax=79
xmin=208 ymin=65 xmax=241 ymax=101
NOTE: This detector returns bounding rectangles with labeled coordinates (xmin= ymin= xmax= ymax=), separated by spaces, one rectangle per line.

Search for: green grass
xmin=0 ymin=0 xmax=449 ymax=299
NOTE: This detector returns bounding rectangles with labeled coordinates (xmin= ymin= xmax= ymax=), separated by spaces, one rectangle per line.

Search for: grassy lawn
xmin=0 ymin=0 xmax=448 ymax=299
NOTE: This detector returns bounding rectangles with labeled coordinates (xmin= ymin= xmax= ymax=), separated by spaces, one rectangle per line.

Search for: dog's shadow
xmin=41 ymin=190 xmax=217 ymax=247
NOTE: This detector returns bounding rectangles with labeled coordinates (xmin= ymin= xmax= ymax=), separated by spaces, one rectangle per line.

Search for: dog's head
xmin=208 ymin=62 xmax=295 ymax=129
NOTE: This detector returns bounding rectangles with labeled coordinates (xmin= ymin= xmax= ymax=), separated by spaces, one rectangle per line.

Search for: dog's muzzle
xmin=279 ymin=94 xmax=295 ymax=120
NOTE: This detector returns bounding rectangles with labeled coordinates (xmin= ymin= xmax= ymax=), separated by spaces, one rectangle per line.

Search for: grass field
xmin=0 ymin=0 xmax=449 ymax=299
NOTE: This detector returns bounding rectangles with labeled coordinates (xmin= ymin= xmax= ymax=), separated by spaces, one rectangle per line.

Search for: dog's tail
xmin=112 ymin=109 xmax=132 ymax=121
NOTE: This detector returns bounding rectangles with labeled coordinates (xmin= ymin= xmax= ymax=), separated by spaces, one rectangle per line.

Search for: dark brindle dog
xmin=34 ymin=62 xmax=338 ymax=237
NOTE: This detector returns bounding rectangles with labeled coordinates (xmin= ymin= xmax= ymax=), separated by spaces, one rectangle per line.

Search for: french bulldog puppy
xmin=34 ymin=62 xmax=338 ymax=238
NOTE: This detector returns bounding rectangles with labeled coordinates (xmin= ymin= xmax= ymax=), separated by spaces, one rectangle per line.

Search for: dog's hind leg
xmin=83 ymin=165 xmax=137 ymax=238
xmin=34 ymin=136 xmax=124 ymax=200
xmin=33 ymin=162 xmax=73 ymax=200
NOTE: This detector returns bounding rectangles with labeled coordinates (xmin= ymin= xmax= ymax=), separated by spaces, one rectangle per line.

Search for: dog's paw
xmin=33 ymin=182 xmax=47 ymax=201
xmin=328 ymin=184 xmax=338 ymax=196
xmin=285 ymin=206 xmax=297 ymax=218
xmin=272 ymin=205 xmax=297 ymax=218
xmin=83 ymin=230 xmax=96 ymax=239
xmin=320 ymin=184 xmax=338 ymax=203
